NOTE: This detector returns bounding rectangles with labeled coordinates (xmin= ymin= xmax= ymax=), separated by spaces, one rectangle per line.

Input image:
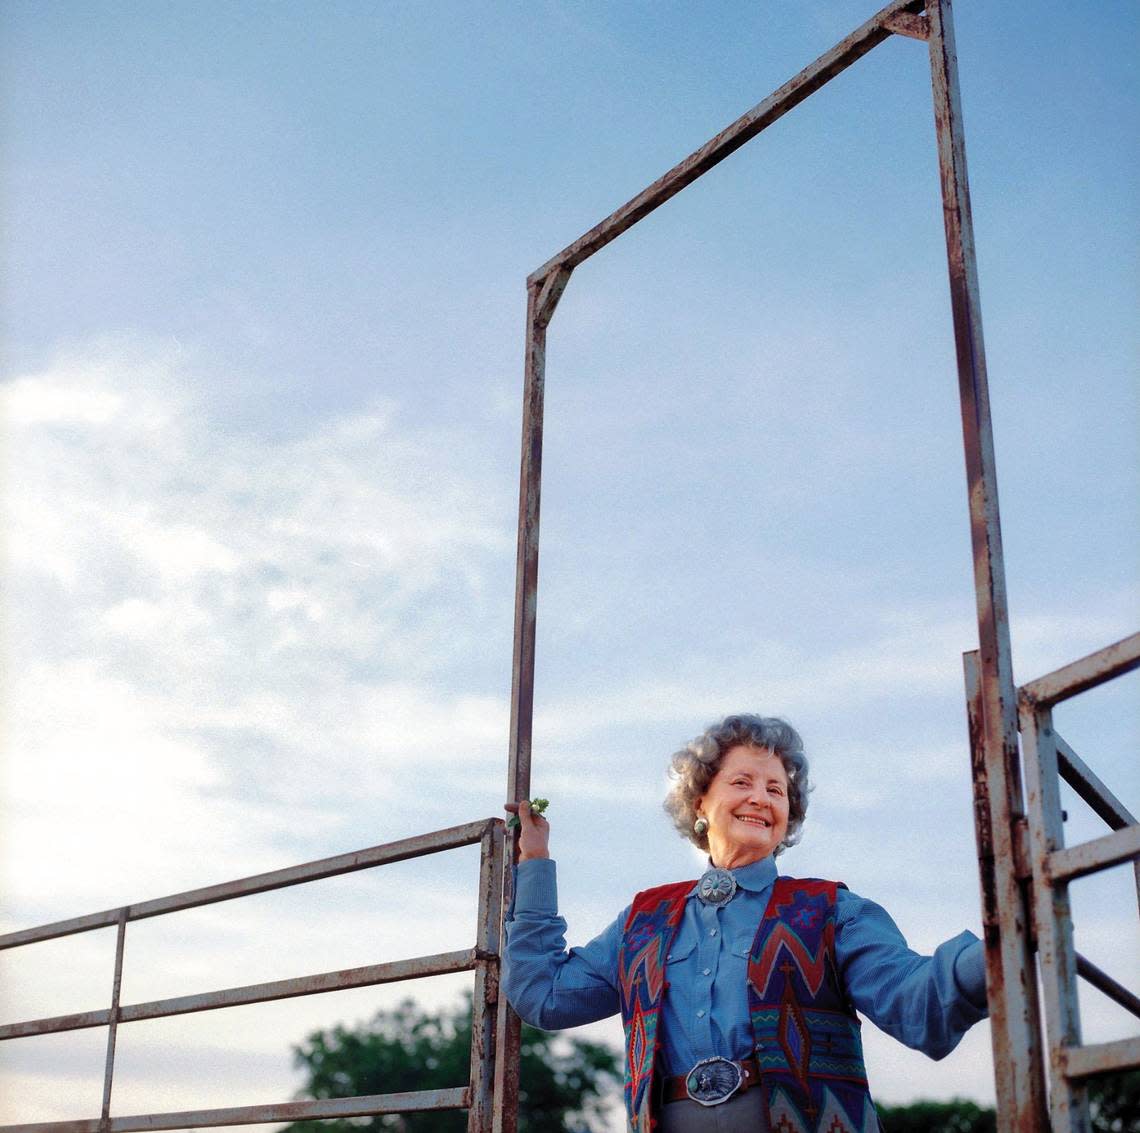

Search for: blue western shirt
xmin=504 ymin=855 xmax=988 ymax=1076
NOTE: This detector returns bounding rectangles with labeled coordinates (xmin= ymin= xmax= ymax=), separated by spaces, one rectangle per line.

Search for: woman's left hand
xmin=505 ymin=799 xmax=551 ymax=862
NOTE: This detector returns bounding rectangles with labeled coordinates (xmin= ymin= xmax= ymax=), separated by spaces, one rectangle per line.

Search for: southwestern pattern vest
xmin=617 ymin=876 xmax=881 ymax=1133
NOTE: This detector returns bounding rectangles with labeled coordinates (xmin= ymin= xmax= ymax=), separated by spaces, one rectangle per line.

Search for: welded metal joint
xmin=533 ymin=266 xmax=572 ymax=330
xmin=882 ymin=12 xmax=930 ymax=41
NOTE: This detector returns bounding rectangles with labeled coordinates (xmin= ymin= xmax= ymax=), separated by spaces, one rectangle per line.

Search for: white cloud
xmin=1 ymin=340 xmax=514 ymax=922
xmin=0 ymin=338 xmax=525 ymax=1125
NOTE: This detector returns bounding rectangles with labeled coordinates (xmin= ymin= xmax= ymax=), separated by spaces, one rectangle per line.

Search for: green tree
xmin=876 ymin=1074 xmax=1140 ymax=1133
xmin=283 ymin=995 xmax=622 ymax=1133
xmin=1088 ymin=1070 xmax=1140 ymax=1133
xmin=875 ymin=1098 xmax=996 ymax=1133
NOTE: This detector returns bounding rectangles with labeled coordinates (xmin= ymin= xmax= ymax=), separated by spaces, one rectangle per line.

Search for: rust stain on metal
xmin=1047 ymin=825 xmax=1140 ymax=884
xmin=882 ymin=12 xmax=929 ymax=41
xmin=1022 ymin=630 xmax=1140 ymax=709
xmin=1065 ymin=1036 xmax=1140 ymax=1081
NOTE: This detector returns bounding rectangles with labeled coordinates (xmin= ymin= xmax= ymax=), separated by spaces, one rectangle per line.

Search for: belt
xmin=661 ymin=1056 xmax=761 ymax=1106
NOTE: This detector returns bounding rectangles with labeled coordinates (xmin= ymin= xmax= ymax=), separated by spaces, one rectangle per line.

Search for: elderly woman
xmin=504 ymin=714 xmax=988 ymax=1133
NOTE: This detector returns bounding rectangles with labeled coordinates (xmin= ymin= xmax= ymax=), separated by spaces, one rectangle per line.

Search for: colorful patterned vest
xmin=617 ymin=876 xmax=880 ymax=1133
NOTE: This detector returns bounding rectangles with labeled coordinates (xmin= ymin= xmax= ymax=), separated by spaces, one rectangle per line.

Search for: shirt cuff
xmin=952 ymin=933 xmax=989 ymax=1011
xmin=514 ymin=857 xmax=558 ymax=915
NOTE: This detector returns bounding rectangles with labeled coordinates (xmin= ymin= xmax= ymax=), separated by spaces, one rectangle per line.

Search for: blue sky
xmin=2 ymin=1 xmax=1137 ymax=1126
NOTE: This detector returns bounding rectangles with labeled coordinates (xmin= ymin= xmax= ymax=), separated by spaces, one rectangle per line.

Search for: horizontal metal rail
xmin=1075 ymin=953 xmax=1140 ymax=1020
xmin=0 ymin=818 xmax=495 ymax=950
xmin=525 ymin=0 xmax=924 ymax=286
xmin=0 ymin=820 xmax=507 ymax=1133
xmin=1047 ymin=825 xmax=1140 ymax=884
xmin=1063 ymin=1035 xmax=1140 ymax=1081
xmin=0 ymin=1089 xmax=471 ymax=1133
xmin=1019 ymin=632 xmax=1140 ymax=709
xmin=0 ymin=949 xmax=480 ymax=1041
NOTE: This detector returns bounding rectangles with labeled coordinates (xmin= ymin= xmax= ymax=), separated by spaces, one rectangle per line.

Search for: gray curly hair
xmin=663 ymin=713 xmax=811 ymax=856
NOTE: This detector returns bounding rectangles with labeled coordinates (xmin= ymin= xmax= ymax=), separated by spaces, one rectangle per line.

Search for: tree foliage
xmin=1087 ymin=1070 xmax=1140 ymax=1133
xmin=876 ymin=1073 xmax=1139 ymax=1133
xmin=876 ymin=1098 xmax=995 ymax=1133
xmin=283 ymin=995 xmax=621 ymax=1133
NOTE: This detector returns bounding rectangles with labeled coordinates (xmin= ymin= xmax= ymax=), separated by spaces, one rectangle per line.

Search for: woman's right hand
xmin=505 ymin=799 xmax=551 ymax=862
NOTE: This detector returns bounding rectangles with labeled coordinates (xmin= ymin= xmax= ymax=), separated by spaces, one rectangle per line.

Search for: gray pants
xmin=657 ymin=1089 xmax=770 ymax=1133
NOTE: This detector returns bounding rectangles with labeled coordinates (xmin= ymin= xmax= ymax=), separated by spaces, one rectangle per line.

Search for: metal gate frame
xmin=0 ymin=819 xmax=511 ymax=1133
xmin=501 ymin=2 xmax=1138 ymax=1130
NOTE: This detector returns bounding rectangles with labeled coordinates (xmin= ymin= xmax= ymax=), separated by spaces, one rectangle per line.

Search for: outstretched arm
xmin=836 ymin=890 xmax=988 ymax=1060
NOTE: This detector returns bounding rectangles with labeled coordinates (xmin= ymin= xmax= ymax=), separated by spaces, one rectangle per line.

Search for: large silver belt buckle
xmin=684 ymin=1056 xmax=743 ymax=1107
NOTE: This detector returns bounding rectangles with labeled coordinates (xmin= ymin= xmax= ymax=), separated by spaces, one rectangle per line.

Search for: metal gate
xmin=4 ymin=2 xmax=1137 ymax=1131
xmin=0 ymin=819 xmax=512 ymax=1132
xmin=501 ymin=1 xmax=1139 ymax=1129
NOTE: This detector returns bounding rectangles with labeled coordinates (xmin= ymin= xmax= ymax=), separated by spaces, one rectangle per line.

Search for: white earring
xmin=694 ymin=816 xmax=709 ymax=836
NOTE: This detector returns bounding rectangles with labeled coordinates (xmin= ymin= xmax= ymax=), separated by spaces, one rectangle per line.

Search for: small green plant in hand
xmin=507 ymin=797 xmax=550 ymax=830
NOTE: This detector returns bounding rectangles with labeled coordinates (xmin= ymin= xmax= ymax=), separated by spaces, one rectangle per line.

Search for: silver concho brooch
xmin=696 ymin=867 xmax=737 ymax=907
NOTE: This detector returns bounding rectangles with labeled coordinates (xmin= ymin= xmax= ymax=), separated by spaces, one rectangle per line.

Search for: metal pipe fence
xmin=0 ymin=818 xmax=511 ymax=1133
xmin=1019 ymin=634 xmax=1140 ymax=1131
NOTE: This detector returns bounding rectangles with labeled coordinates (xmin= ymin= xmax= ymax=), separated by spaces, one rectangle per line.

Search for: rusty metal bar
xmin=963 ymin=653 xmax=1003 ymax=978
xmin=121 ymin=950 xmax=480 ymax=1022
xmin=468 ymin=824 xmax=506 ymax=1133
xmin=506 ymin=283 xmax=544 ymax=818
xmin=1055 ymin=733 xmax=1136 ymax=831
xmin=98 ymin=911 xmax=127 ymax=1129
xmin=1021 ymin=631 xmax=1140 ymax=709
xmin=0 ymin=909 xmax=123 ymax=948
xmin=1056 ymin=731 xmax=1140 ymax=919
xmin=526 ymin=0 xmax=923 ymax=286
xmin=491 ymin=987 xmax=512 ymax=1133
xmin=0 ymin=819 xmax=495 ymax=951
xmin=1075 ymin=952 xmax=1140 ymax=1020
xmin=0 ymin=951 xmax=481 ymax=1041
xmin=965 ymin=651 xmax=1045 ymax=1125
xmin=1020 ymin=701 xmax=1086 ymax=1129
xmin=0 ymin=1089 xmax=472 ymax=1133
xmin=1048 ymin=825 xmax=1140 ymax=884
xmin=930 ymin=2 xmax=1046 ymax=1126
xmin=929 ymin=3 xmax=1046 ymax=1127
xmin=501 ymin=281 xmax=548 ymax=1133
xmin=1064 ymin=1035 xmax=1140 ymax=1080
xmin=526 ymin=0 xmax=925 ymax=287
xmin=0 ymin=1008 xmax=111 ymax=1042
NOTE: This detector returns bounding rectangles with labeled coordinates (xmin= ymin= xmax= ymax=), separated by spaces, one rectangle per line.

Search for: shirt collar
xmin=688 ymin=854 xmax=778 ymax=898
xmin=733 ymin=855 xmax=778 ymax=892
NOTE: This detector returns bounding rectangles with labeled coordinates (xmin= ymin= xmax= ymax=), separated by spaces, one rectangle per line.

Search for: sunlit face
xmin=695 ymin=745 xmax=790 ymax=869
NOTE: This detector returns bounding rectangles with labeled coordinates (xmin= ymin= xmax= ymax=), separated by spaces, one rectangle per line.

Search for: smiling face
xmin=696 ymin=744 xmax=790 ymax=869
